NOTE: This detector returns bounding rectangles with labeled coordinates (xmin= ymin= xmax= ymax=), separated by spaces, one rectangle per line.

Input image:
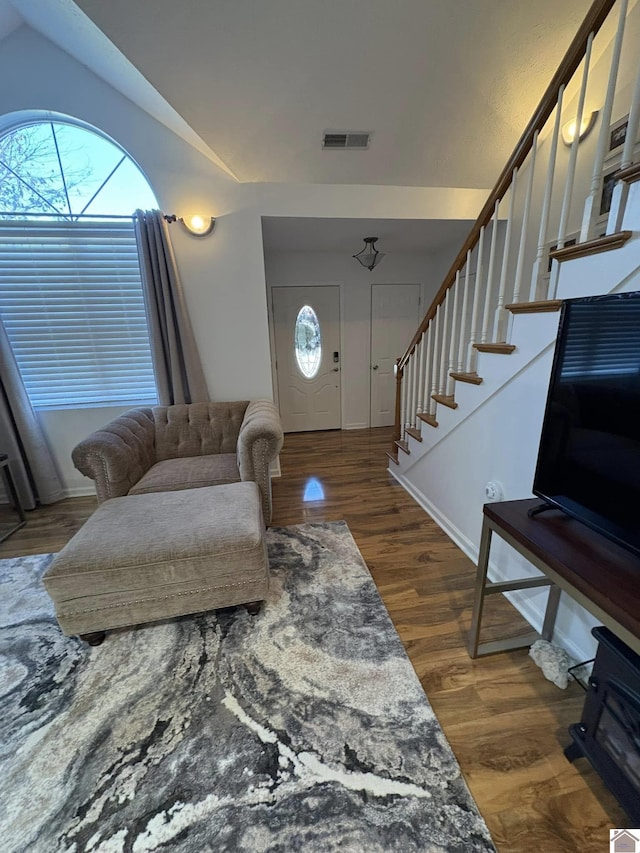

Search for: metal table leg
xmin=468 ymin=518 xmax=492 ymax=658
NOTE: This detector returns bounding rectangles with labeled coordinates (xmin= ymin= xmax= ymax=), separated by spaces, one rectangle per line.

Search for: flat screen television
xmin=532 ymin=290 xmax=640 ymax=558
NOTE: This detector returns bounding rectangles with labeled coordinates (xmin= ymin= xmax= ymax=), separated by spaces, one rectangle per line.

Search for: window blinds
xmin=0 ymin=219 xmax=157 ymax=408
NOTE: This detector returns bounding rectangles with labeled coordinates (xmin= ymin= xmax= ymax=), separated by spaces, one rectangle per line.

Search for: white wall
xmin=264 ymin=250 xmax=438 ymax=429
xmin=0 ymin=23 xmax=488 ymax=494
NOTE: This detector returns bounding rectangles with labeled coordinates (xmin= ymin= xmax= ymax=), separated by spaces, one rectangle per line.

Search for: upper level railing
xmin=393 ymin=0 xmax=640 ymax=448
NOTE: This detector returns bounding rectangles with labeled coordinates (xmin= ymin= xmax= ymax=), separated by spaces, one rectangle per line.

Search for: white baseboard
xmin=344 ymin=422 xmax=368 ymax=430
xmin=389 ymin=466 xmax=593 ymax=663
xmin=270 ymin=458 xmax=282 ymax=478
xmin=389 ymin=467 xmax=477 ymax=555
xmin=62 ymin=485 xmax=96 ymax=499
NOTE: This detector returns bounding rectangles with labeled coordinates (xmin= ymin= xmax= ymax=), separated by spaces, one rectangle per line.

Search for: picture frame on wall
xmin=545 ymin=232 xmax=579 ymax=275
xmin=599 ymin=166 xmax=619 ymax=219
xmin=608 ymin=114 xmax=629 ymax=155
xmin=595 ymin=115 xmax=640 ymax=233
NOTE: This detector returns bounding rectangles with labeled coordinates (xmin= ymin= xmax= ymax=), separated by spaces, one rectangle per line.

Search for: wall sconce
xmin=179 ymin=214 xmax=216 ymax=237
xmin=562 ymin=110 xmax=599 ymax=146
xmin=352 ymin=236 xmax=385 ymax=270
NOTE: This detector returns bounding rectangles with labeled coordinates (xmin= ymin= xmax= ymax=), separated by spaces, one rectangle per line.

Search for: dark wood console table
xmin=468 ymin=498 xmax=640 ymax=658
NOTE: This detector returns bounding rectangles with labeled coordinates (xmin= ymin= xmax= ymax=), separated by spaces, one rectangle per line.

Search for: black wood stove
xmin=565 ymin=626 xmax=640 ymax=823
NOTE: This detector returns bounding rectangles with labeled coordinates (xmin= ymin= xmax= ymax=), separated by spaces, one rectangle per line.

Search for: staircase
xmin=387 ymin=0 xmax=640 ymax=661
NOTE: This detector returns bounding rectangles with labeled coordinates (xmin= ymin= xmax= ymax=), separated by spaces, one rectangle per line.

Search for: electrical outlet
xmin=485 ymin=481 xmax=505 ymax=502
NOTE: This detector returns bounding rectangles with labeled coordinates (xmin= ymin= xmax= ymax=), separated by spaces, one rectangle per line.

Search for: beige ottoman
xmin=43 ymin=481 xmax=268 ymax=644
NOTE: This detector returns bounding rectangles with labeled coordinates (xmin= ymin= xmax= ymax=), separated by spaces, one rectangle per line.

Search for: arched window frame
xmin=0 ymin=112 xmax=159 ymax=409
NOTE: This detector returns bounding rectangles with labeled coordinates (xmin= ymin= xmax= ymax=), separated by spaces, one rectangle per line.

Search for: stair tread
xmin=450 ymin=371 xmax=483 ymax=385
xmin=473 ymin=342 xmax=516 ymax=354
xmin=395 ymin=439 xmax=410 ymax=455
xmin=506 ymin=300 xmax=563 ymax=314
xmin=549 ymin=230 xmax=632 ymax=262
xmin=386 ymin=450 xmax=399 ymax=465
xmin=617 ymin=163 xmax=640 ymax=184
xmin=405 ymin=426 xmax=423 ymax=442
xmin=416 ymin=412 xmax=438 ymax=428
xmin=432 ymin=394 xmax=458 ymax=410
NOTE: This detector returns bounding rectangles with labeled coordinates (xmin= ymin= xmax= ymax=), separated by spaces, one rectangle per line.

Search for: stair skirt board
xmin=399 ymin=341 xmax=558 ymax=458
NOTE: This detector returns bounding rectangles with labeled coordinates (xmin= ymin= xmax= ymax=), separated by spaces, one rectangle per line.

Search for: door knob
xmin=372 ymin=364 xmax=379 ymax=370
xmin=332 ymin=367 xmax=339 ymax=372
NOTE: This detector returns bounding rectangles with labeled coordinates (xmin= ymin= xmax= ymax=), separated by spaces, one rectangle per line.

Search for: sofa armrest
xmin=72 ymin=408 xmax=156 ymax=503
xmin=237 ymin=400 xmax=284 ymax=523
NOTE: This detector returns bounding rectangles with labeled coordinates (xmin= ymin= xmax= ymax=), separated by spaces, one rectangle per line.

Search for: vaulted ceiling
xmin=6 ymin=0 xmax=592 ymax=189
xmin=2 ymin=0 xmax=595 ymax=254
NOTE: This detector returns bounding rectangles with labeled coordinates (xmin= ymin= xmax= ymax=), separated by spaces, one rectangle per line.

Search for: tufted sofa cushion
xmin=129 ymin=454 xmax=240 ymax=495
xmin=153 ymin=401 xmax=249 ymax=460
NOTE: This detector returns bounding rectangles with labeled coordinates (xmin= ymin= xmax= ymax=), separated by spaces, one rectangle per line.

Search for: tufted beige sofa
xmin=72 ymin=400 xmax=283 ymax=523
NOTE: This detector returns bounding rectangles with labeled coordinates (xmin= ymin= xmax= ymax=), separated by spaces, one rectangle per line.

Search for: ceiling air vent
xmin=322 ymin=131 xmax=372 ymax=150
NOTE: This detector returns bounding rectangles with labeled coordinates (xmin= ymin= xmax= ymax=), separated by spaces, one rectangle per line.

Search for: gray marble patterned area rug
xmin=0 ymin=521 xmax=496 ymax=853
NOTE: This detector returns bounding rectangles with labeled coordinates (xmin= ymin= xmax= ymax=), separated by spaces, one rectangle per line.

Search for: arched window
xmin=0 ymin=115 xmax=159 ymax=408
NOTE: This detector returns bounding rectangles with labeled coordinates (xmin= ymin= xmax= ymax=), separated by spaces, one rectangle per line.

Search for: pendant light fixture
xmin=352 ymin=236 xmax=385 ymax=270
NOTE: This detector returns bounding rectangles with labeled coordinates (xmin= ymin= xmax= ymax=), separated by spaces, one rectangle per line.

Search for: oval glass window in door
xmin=294 ymin=305 xmax=322 ymax=378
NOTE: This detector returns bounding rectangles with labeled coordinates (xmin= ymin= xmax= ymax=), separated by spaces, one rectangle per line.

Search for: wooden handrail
xmin=397 ymin=0 xmax=618 ymax=371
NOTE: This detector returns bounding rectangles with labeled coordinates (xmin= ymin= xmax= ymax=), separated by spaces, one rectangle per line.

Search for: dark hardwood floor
xmin=0 ymin=427 xmax=627 ymax=851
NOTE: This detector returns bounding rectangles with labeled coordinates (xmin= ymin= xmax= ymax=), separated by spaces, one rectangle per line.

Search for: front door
xmin=370 ymin=284 xmax=421 ymax=427
xmin=272 ymin=285 xmax=341 ymax=432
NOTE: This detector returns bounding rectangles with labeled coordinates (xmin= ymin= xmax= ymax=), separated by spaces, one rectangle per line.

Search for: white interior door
xmin=370 ymin=284 xmax=421 ymax=427
xmin=272 ymin=286 xmax=341 ymax=432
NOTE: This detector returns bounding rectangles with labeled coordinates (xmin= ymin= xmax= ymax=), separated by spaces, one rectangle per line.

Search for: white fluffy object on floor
xmin=529 ymin=639 xmax=575 ymax=689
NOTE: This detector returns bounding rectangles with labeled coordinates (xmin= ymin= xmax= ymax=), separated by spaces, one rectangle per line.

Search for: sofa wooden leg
xmin=244 ymin=601 xmax=262 ymax=616
xmin=80 ymin=631 xmax=106 ymax=646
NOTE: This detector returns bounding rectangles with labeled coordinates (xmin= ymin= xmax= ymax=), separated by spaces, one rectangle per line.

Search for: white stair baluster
xmin=512 ymin=132 xmax=539 ymax=305
xmin=438 ymin=289 xmax=451 ymax=395
xmin=550 ymin=32 xmax=594 ymax=300
xmin=458 ymin=252 xmax=473 ymax=372
xmin=423 ymin=324 xmax=434 ymax=416
xmin=415 ymin=335 xmax=424 ymax=415
xmin=405 ymin=358 xmax=414 ymax=436
xmin=494 ymin=170 xmax=518 ymax=341
xmin=466 ymin=227 xmax=485 ymax=374
xmin=447 ymin=272 xmax=461 ymax=395
xmin=397 ymin=367 xmax=405 ymax=442
xmin=481 ymin=200 xmax=500 ymax=343
xmin=410 ymin=345 xmax=419 ymax=427
xmin=431 ymin=304 xmax=441 ymax=404
xmin=530 ymin=87 xmax=565 ymax=301
xmin=580 ymin=0 xmax=629 ymax=240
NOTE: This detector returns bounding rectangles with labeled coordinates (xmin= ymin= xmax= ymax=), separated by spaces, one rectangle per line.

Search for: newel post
xmin=393 ymin=358 xmax=403 ymax=444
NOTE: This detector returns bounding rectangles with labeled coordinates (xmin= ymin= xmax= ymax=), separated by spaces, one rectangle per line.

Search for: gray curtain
xmin=0 ymin=315 xmax=64 ymax=509
xmin=134 ymin=209 xmax=209 ymax=406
